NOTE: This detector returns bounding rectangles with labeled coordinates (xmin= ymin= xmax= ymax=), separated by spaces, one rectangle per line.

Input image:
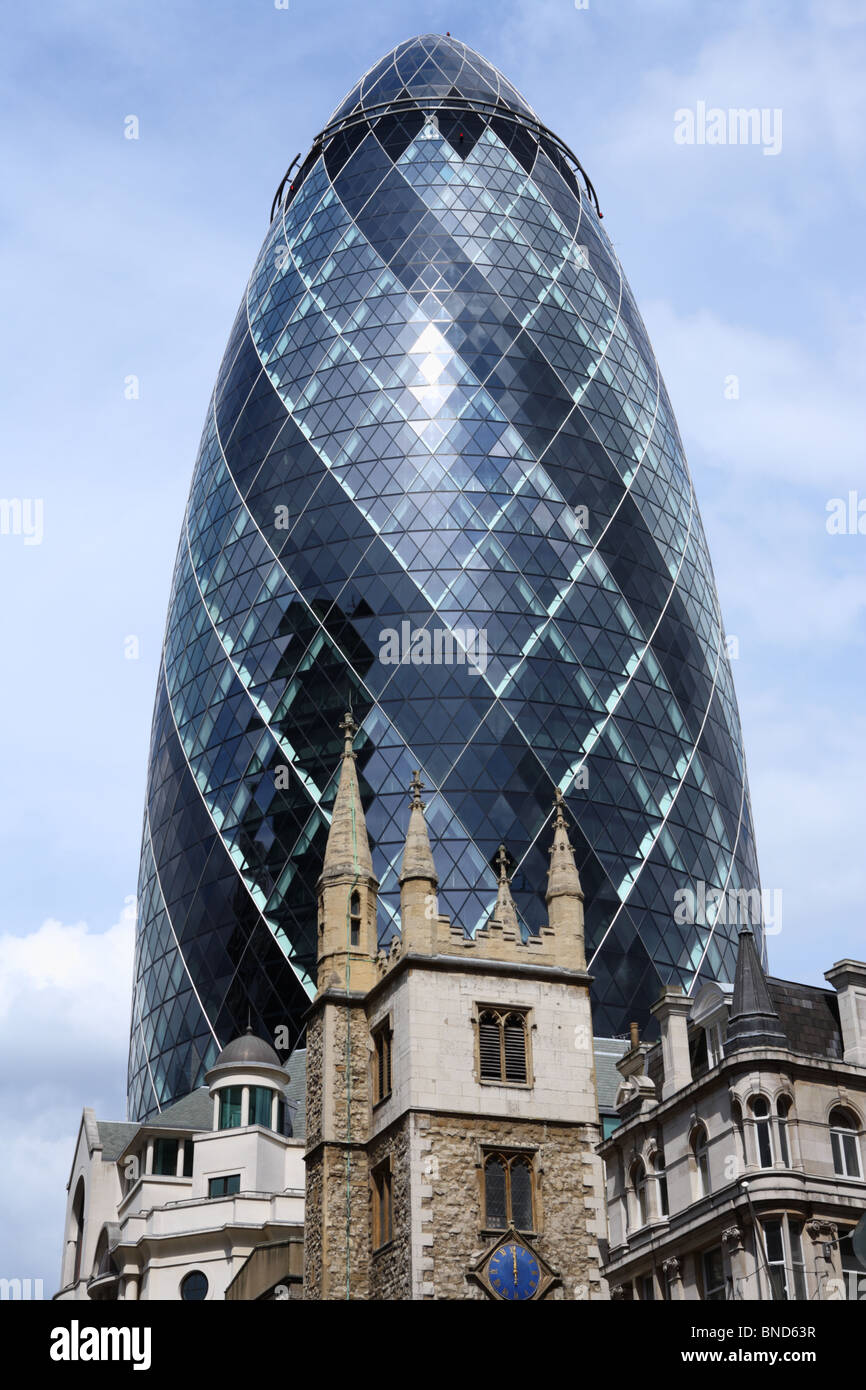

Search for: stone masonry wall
xmin=421 ymin=1114 xmax=605 ymax=1300
xmin=368 ymin=1120 xmax=412 ymax=1300
xmin=304 ymin=999 xmax=374 ymax=1299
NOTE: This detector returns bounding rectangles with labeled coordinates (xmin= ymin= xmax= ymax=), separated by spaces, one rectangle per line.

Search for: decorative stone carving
xmin=722 ymin=1226 xmax=744 ymax=1252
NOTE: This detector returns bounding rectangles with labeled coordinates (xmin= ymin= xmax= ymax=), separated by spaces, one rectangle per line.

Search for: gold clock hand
xmin=512 ymin=1246 xmax=518 ymax=1283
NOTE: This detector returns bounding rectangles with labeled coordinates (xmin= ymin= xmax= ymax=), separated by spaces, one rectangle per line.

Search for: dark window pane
xmin=757 ymin=1120 xmax=773 ymax=1167
xmin=249 ymin=1086 xmax=273 ymax=1127
xmin=510 ymin=1160 xmax=533 ymax=1229
xmin=485 ymin=1157 xmax=507 ymax=1228
xmin=219 ymin=1086 xmax=242 ymax=1129
xmin=153 ymin=1137 xmax=178 ymax=1176
xmin=763 ymin=1221 xmax=784 ymax=1264
xmin=180 ymin=1270 xmax=208 ymax=1301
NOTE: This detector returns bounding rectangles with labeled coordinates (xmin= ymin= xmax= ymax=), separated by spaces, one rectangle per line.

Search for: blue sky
xmin=1 ymin=0 xmax=864 ymax=1289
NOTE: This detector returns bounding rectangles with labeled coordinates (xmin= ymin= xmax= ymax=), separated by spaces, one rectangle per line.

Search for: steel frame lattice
xmin=128 ymin=34 xmax=762 ymax=1120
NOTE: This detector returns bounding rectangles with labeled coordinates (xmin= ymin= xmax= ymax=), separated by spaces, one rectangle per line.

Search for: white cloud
xmin=744 ymin=697 xmax=866 ymax=980
xmin=0 ymin=907 xmax=134 ymax=1291
xmin=642 ymin=297 xmax=866 ymax=489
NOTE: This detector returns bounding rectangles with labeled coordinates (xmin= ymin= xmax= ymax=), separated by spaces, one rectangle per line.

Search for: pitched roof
xmin=95 ymin=1121 xmax=139 ymax=1161
xmin=593 ymin=1038 xmax=630 ymax=1112
xmin=149 ymin=1088 xmax=215 ymax=1131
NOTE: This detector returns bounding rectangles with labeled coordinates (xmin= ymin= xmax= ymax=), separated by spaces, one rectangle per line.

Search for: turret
xmin=545 ymin=790 xmax=586 ymax=969
xmin=315 ymin=711 xmax=379 ymax=994
xmin=398 ymin=771 xmax=438 ymax=951
xmin=725 ymin=924 xmax=787 ymax=1054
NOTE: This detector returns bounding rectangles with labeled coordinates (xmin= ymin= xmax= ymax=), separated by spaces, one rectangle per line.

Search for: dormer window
xmin=706 ymin=1022 xmax=725 ymax=1067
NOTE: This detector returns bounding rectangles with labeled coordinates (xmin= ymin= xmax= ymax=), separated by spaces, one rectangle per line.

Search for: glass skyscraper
xmin=128 ymin=33 xmax=762 ymax=1120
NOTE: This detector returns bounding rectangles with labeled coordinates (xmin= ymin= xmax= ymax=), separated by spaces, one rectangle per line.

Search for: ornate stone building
xmin=55 ymin=1036 xmax=306 ymax=1302
xmin=55 ymin=716 xmax=865 ymax=1301
xmin=303 ymin=713 xmax=607 ymax=1300
xmin=599 ymin=927 xmax=866 ymax=1301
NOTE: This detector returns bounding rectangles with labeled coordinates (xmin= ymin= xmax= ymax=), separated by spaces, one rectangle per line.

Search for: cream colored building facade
xmin=55 ymin=1037 xmax=305 ymax=1302
xmin=599 ymin=932 xmax=866 ymax=1302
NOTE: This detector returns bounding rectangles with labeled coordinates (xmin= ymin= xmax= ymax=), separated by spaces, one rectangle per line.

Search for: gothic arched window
xmin=483 ymin=1151 xmax=536 ymax=1231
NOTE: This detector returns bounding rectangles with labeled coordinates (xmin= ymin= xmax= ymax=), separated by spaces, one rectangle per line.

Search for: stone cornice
xmin=598 ymin=1046 xmax=866 ymax=1152
xmin=365 ymin=948 xmax=592 ymax=1007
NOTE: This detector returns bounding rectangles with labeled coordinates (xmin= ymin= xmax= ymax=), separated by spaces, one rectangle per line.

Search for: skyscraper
xmin=128 ymin=33 xmax=762 ymax=1120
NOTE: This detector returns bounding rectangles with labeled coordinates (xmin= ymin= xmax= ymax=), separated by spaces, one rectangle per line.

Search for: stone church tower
xmin=304 ymin=714 xmax=607 ymax=1300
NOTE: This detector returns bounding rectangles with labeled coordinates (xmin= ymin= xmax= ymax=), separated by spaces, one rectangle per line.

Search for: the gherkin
xmin=128 ymin=33 xmax=762 ymax=1120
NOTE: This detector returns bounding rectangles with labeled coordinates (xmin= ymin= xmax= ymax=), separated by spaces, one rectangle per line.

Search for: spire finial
xmin=409 ymin=769 xmax=425 ymax=808
xmin=339 ymin=708 xmax=357 ymax=759
xmin=553 ymin=787 xmax=567 ymax=830
xmin=490 ymin=844 xmax=519 ymax=932
xmin=399 ymin=770 xmax=438 ymax=889
xmin=496 ymin=844 xmax=509 ymax=883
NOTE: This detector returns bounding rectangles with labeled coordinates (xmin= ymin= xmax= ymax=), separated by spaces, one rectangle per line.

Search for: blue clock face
xmin=488 ymin=1241 xmax=541 ymax=1301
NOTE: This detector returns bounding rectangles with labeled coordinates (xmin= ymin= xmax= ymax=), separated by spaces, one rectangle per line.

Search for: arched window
xmin=631 ymin=1159 xmax=648 ymax=1227
xmin=483 ymin=1151 xmax=535 ymax=1231
xmin=478 ymin=1009 xmax=529 ymax=1084
xmin=692 ymin=1125 xmax=711 ymax=1198
xmin=180 ymin=1270 xmax=208 ymax=1301
xmin=776 ymin=1096 xmax=792 ymax=1166
xmin=653 ymin=1152 xmax=669 ymax=1218
xmin=349 ymin=891 xmax=361 ymax=947
xmin=830 ymin=1108 xmax=862 ymax=1178
xmin=751 ymin=1096 xmax=773 ymax=1167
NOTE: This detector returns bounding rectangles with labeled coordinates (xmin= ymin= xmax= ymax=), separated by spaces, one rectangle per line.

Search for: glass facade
xmin=128 ymin=34 xmax=762 ymax=1119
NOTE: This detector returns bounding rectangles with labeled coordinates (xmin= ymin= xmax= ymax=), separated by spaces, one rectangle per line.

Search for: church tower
xmin=303 ymin=712 xmax=379 ymax=1299
xmin=304 ymin=721 xmax=607 ymax=1299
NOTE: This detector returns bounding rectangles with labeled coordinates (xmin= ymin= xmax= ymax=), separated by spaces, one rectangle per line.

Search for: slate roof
xmin=766 ymin=977 xmax=842 ymax=1061
xmin=149 ymin=1088 xmax=215 ymax=1131
xmin=95 ymin=1121 xmax=139 ymax=1161
xmin=284 ymin=1049 xmax=306 ymax=1143
xmin=593 ymin=1038 xmax=630 ymax=1111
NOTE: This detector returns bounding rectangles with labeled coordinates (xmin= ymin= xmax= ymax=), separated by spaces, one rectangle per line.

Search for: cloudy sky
xmin=1 ymin=0 xmax=863 ymax=1290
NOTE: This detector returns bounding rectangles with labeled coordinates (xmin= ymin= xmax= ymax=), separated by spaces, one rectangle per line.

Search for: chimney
xmin=614 ymin=1033 xmax=656 ymax=1114
xmin=650 ymin=987 xmax=693 ymax=1099
xmin=824 ymin=960 xmax=866 ymax=1066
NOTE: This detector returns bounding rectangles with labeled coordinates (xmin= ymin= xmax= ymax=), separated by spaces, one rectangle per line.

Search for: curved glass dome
xmin=128 ymin=33 xmax=762 ymax=1119
xmin=327 ymin=32 xmax=537 ymax=126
